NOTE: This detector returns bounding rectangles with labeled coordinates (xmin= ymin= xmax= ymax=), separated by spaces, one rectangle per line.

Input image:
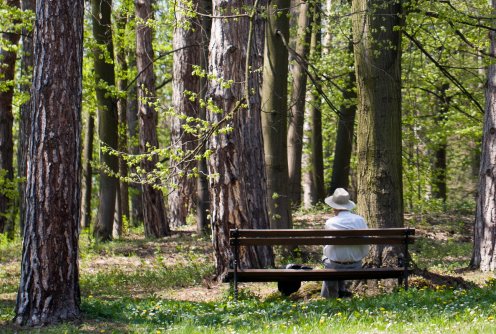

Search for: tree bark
xmin=207 ymin=0 xmax=274 ymax=279
xmin=169 ymin=0 xmax=203 ymax=227
xmin=81 ymin=114 xmax=94 ymax=229
xmin=330 ymin=28 xmax=356 ymax=195
xmin=0 ymin=0 xmax=21 ymax=235
xmin=135 ymin=0 xmax=170 ymax=238
xmin=14 ymin=0 xmax=83 ymax=325
xmin=352 ymin=0 xmax=404 ymax=266
xmin=472 ymin=0 xmax=496 ymax=271
xmin=17 ymin=0 xmax=35 ymax=237
xmin=287 ymin=0 xmax=311 ymax=207
xmin=91 ymin=0 xmax=119 ymax=241
xmin=261 ymin=0 xmax=293 ymax=229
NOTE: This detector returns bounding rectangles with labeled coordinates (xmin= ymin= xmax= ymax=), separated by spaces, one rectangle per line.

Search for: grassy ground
xmin=1 ymin=211 xmax=495 ymax=333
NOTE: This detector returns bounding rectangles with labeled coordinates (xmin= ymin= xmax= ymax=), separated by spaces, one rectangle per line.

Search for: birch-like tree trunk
xmin=207 ymin=0 xmax=274 ymax=279
xmin=261 ymin=0 xmax=292 ymax=229
xmin=14 ymin=0 xmax=83 ymax=325
xmin=169 ymin=0 xmax=203 ymax=227
xmin=0 ymin=0 xmax=21 ymax=235
xmin=136 ymin=0 xmax=170 ymax=238
xmin=352 ymin=0 xmax=403 ymax=266
xmin=472 ymin=0 xmax=496 ymax=271
xmin=92 ymin=0 xmax=119 ymax=241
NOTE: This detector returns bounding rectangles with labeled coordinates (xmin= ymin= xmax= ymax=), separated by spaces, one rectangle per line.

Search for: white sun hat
xmin=324 ymin=188 xmax=356 ymax=210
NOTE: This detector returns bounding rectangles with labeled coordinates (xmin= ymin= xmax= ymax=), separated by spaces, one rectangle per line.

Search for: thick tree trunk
xmin=261 ymin=0 xmax=293 ymax=229
xmin=352 ymin=0 xmax=404 ymax=266
xmin=0 ymin=0 xmax=21 ymax=235
xmin=287 ymin=0 xmax=310 ymax=207
xmin=207 ymin=0 xmax=274 ymax=279
xmin=18 ymin=0 xmax=35 ymax=237
xmin=81 ymin=114 xmax=95 ymax=229
xmin=126 ymin=45 xmax=144 ymax=227
xmin=472 ymin=1 xmax=496 ymax=271
xmin=330 ymin=33 xmax=356 ymax=194
xmin=91 ymin=0 xmax=119 ymax=241
xmin=169 ymin=0 xmax=203 ymax=227
xmin=136 ymin=0 xmax=170 ymax=238
xmin=14 ymin=0 xmax=83 ymax=325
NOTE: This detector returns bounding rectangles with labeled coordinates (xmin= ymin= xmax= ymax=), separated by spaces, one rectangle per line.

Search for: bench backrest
xmin=230 ymin=228 xmax=415 ymax=246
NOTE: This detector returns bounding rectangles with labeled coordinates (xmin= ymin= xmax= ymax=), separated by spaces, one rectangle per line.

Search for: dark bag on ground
xmin=277 ymin=264 xmax=313 ymax=296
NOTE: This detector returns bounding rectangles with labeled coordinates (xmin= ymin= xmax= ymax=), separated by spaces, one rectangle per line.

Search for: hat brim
xmin=324 ymin=197 xmax=356 ymax=210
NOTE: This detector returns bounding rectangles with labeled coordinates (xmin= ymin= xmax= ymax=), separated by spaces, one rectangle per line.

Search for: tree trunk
xmin=0 ymin=0 xmax=21 ymax=235
xmin=287 ymin=0 xmax=310 ymax=207
xmin=330 ymin=29 xmax=356 ymax=194
xmin=126 ymin=41 xmax=144 ymax=227
xmin=14 ymin=0 xmax=83 ymax=325
xmin=261 ymin=0 xmax=293 ymax=229
xmin=17 ymin=0 xmax=35 ymax=237
xmin=114 ymin=7 xmax=131 ymax=235
xmin=352 ymin=0 xmax=404 ymax=266
xmin=207 ymin=0 xmax=274 ymax=279
xmin=81 ymin=114 xmax=95 ymax=229
xmin=91 ymin=0 xmax=119 ymax=241
xmin=472 ymin=0 xmax=496 ymax=271
xmin=135 ymin=0 xmax=170 ymax=238
xmin=169 ymin=0 xmax=203 ymax=227
xmin=196 ymin=0 xmax=212 ymax=236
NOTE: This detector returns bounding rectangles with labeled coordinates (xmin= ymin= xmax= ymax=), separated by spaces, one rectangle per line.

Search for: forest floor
xmin=1 ymin=210 xmax=495 ymax=333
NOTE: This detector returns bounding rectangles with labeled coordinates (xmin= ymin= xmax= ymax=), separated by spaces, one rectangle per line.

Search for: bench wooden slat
xmin=227 ymin=268 xmax=409 ymax=282
xmin=232 ymin=228 xmax=415 ymax=238
xmin=237 ymin=236 xmax=414 ymax=246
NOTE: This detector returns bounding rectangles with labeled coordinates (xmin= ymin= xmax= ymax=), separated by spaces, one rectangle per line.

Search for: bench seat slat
xmin=227 ymin=268 xmax=410 ymax=282
xmin=232 ymin=228 xmax=415 ymax=238
xmin=237 ymin=236 xmax=414 ymax=246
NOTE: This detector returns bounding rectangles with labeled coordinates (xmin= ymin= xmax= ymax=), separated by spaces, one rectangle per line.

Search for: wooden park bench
xmin=226 ymin=228 xmax=415 ymax=300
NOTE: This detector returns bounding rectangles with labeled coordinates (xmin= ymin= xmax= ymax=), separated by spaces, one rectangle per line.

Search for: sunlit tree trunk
xmin=14 ymin=0 xmax=83 ymax=325
xmin=136 ymin=0 xmax=170 ymax=238
xmin=169 ymin=0 xmax=203 ymax=227
xmin=17 ymin=0 xmax=35 ymax=237
xmin=472 ymin=1 xmax=496 ymax=271
xmin=92 ymin=0 xmax=119 ymax=241
xmin=287 ymin=0 xmax=310 ymax=206
xmin=0 ymin=0 xmax=21 ymax=236
xmin=352 ymin=0 xmax=403 ymax=266
xmin=261 ymin=0 xmax=292 ymax=229
xmin=208 ymin=0 xmax=274 ymax=279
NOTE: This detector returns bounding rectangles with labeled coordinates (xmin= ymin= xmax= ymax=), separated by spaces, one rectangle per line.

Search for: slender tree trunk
xmin=330 ymin=29 xmax=356 ymax=194
xmin=431 ymin=83 xmax=449 ymax=206
xmin=91 ymin=0 xmax=119 ymax=241
xmin=261 ymin=0 xmax=292 ymax=229
xmin=0 ymin=0 xmax=21 ymax=235
xmin=115 ymin=8 xmax=130 ymax=235
xmin=136 ymin=0 xmax=170 ymax=238
xmin=126 ymin=43 xmax=144 ymax=227
xmin=81 ymin=114 xmax=95 ymax=229
xmin=208 ymin=0 xmax=274 ymax=279
xmin=169 ymin=0 xmax=203 ymax=227
xmin=14 ymin=0 xmax=83 ymax=325
xmin=17 ymin=0 xmax=35 ymax=237
xmin=352 ymin=0 xmax=403 ymax=266
xmin=196 ymin=0 xmax=212 ymax=236
xmin=472 ymin=0 xmax=496 ymax=271
xmin=287 ymin=0 xmax=311 ymax=206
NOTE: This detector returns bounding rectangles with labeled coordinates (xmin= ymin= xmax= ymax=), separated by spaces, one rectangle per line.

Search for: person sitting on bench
xmin=321 ymin=188 xmax=369 ymax=299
